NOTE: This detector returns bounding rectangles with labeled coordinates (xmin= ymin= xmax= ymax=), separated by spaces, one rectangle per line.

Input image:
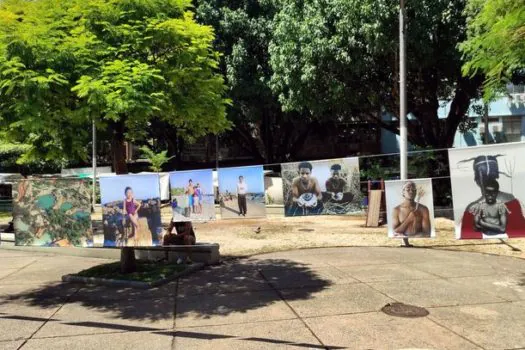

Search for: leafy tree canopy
xmin=461 ymin=0 xmax=525 ymax=100
xmin=269 ymin=0 xmax=482 ymax=148
xmin=0 ymin=0 xmax=230 ymax=171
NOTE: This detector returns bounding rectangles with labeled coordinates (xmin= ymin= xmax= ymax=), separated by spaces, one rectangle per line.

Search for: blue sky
xmin=170 ymin=169 xmax=213 ymax=195
xmin=218 ymin=166 xmax=264 ymax=194
xmin=100 ymin=174 xmax=160 ymax=204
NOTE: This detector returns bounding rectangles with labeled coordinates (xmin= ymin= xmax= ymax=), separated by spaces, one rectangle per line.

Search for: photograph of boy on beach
xmin=169 ymin=169 xmax=215 ymax=222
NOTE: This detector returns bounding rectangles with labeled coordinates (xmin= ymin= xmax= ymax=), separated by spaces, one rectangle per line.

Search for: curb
xmin=62 ymin=262 xmax=205 ymax=289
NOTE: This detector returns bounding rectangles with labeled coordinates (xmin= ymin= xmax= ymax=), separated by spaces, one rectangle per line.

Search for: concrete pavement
xmin=0 ymin=247 xmax=524 ymax=349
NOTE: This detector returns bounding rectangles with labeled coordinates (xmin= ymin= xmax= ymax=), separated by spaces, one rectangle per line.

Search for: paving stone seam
xmin=301 ymin=310 xmax=378 ymax=320
xmin=426 ymin=314 xmax=486 ymax=350
xmin=339 ymin=272 xmax=400 ymax=304
xmin=425 ymin=299 xmax=523 ymax=310
xmin=441 ymin=275 xmax=520 ymax=303
xmin=171 ymin=317 xmax=300 ymax=330
xmin=0 ymin=260 xmax=38 ymax=282
xmin=17 ymin=287 xmax=80 ymax=350
xmin=30 ymin=328 xmax=172 ymax=341
xmin=331 ymin=265 xmax=447 ymax=283
xmin=257 ymin=270 xmax=328 ymax=350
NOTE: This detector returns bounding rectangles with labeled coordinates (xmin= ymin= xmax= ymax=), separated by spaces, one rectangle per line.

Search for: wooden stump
xmin=366 ymin=190 xmax=382 ymax=227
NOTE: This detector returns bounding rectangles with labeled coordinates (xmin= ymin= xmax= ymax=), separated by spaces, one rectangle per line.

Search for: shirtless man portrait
xmin=391 ymin=181 xmax=431 ymax=238
xmin=287 ymin=162 xmax=323 ymax=215
xmin=470 ymin=179 xmax=508 ymax=235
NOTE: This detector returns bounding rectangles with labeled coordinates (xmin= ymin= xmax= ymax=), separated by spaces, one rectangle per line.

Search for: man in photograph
xmin=288 ymin=162 xmax=323 ymax=215
xmin=391 ymin=181 xmax=431 ymax=237
xmin=237 ymin=176 xmax=248 ymax=216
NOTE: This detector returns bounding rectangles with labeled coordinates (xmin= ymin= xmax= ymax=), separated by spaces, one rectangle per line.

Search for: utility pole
xmin=483 ymin=103 xmax=489 ymax=144
xmin=92 ymin=118 xmax=97 ymax=212
xmin=399 ymin=0 xmax=411 ymax=247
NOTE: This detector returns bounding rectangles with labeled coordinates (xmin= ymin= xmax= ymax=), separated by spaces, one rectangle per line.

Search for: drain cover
xmin=381 ymin=303 xmax=429 ymax=318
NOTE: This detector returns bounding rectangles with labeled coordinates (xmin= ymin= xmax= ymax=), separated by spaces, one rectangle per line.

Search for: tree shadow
xmin=0 ymin=258 xmax=336 ymax=348
xmin=0 ymin=258 xmax=331 ymax=321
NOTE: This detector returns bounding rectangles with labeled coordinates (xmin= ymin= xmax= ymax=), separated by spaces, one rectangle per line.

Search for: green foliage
xmin=0 ymin=0 xmax=230 ymax=165
xmin=75 ymin=260 xmax=186 ymax=282
xmin=139 ymin=145 xmax=173 ymax=172
xmin=195 ymin=0 xmax=311 ymax=162
xmin=269 ymin=0 xmax=480 ymax=147
xmin=461 ymin=0 xmax=525 ymax=100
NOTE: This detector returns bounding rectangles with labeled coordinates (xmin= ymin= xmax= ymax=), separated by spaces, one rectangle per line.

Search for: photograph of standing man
xmin=237 ymin=176 xmax=248 ymax=216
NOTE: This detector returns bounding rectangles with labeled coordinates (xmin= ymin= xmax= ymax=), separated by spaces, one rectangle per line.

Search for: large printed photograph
xmin=100 ymin=174 xmax=162 ymax=247
xmin=281 ymin=158 xmax=362 ymax=216
xmin=218 ymin=166 xmax=266 ymax=218
xmin=12 ymin=178 xmax=93 ymax=247
xmin=169 ymin=169 xmax=215 ymax=222
xmin=385 ymin=179 xmax=435 ymax=238
xmin=449 ymin=142 xmax=525 ymax=239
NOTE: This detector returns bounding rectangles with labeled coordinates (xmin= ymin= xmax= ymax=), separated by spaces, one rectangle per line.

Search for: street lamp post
xmin=92 ymin=118 xmax=97 ymax=212
xmin=399 ymin=0 xmax=411 ymax=247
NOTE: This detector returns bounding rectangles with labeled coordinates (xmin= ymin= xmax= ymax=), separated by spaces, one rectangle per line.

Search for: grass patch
xmin=0 ymin=212 xmax=11 ymax=219
xmin=75 ymin=260 xmax=187 ymax=283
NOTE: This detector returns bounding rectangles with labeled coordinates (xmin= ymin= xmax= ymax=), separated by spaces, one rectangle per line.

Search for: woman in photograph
xmin=193 ymin=184 xmax=201 ymax=214
xmin=197 ymin=183 xmax=203 ymax=214
xmin=123 ymin=187 xmax=141 ymax=236
xmin=163 ymin=221 xmax=196 ymax=264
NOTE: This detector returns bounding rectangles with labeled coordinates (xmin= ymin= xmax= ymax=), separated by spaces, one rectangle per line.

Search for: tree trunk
xmin=120 ymin=247 xmax=137 ymax=274
xmin=111 ymin=120 xmax=128 ymax=175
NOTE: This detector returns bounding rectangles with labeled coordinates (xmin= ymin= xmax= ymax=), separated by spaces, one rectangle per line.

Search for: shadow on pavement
xmin=0 ymin=258 xmax=331 ymax=321
xmin=0 ymin=258 xmax=337 ymax=348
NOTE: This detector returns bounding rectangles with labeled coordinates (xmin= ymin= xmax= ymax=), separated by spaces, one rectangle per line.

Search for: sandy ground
xmin=191 ymin=215 xmax=525 ymax=259
xmin=219 ymin=199 xmax=267 ymax=219
xmin=2 ymin=206 xmax=525 ymax=259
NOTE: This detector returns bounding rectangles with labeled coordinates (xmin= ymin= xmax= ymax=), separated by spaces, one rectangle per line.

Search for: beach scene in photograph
xmin=100 ymin=174 xmax=162 ymax=247
xmin=218 ymin=165 xmax=266 ymax=219
xmin=169 ymin=169 xmax=215 ymax=222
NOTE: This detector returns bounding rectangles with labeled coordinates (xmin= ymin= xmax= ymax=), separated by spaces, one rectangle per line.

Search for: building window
xmin=501 ymin=116 xmax=523 ymax=143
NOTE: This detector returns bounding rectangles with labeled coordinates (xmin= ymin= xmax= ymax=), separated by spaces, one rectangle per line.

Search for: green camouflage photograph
xmin=12 ymin=178 xmax=93 ymax=247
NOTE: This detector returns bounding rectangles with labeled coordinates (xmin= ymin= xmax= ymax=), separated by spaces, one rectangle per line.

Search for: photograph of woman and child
xmin=100 ymin=174 xmax=163 ymax=247
xmin=449 ymin=142 xmax=525 ymax=239
xmin=281 ymin=158 xmax=362 ymax=216
xmin=169 ymin=170 xmax=215 ymax=222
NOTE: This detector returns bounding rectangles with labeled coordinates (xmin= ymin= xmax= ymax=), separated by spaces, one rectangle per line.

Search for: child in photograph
xmin=237 ymin=176 xmax=248 ymax=216
xmin=123 ymin=187 xmax=141 ymax=236
xmin=469 ymin=179 xmax=508 ymax=235
xmin=185 ymin=179 xmax=194 ymax=216
xmin=197 ymin=183 xmax=203 ymax=214
xmin=324 ymin=163 xmax=354 ymax=203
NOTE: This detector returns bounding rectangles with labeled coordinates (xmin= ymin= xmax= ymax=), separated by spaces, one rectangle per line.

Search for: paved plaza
xmin=0 ymin=246 xmax=524 ymax=349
